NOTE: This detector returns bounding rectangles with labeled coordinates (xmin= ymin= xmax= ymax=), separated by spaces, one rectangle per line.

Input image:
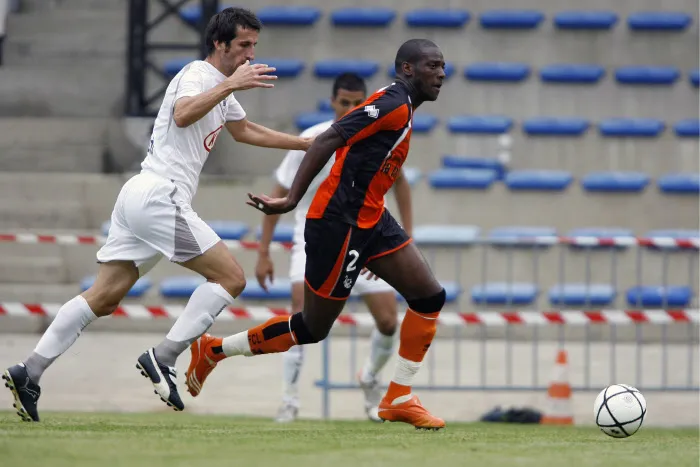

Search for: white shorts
xmin=289 ymin=242 xmax=394 ymax=296
xmin=96 ymin=172 xmax=220 ymax=275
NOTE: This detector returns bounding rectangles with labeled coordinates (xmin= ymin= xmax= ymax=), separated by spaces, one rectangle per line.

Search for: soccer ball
xmin=593 ymin=384 xmax=647 ymax=438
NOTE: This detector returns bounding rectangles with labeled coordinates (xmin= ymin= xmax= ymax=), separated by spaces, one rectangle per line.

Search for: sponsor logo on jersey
xmin=364 ymin=105 xmax=379 ymax=119
xmin=203 ymin=125 xmax=223 ymax=152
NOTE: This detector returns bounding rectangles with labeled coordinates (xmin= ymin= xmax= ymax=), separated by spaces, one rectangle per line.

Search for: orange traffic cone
xmin=540 ymin=349 xmax=574 ymax=425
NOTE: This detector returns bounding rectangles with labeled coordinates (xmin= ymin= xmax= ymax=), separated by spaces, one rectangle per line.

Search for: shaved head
xmin=394 ymin=39 xmax=439 ymax=74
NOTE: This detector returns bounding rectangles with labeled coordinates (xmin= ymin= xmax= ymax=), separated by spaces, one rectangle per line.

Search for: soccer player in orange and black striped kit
xmin=186 ymin=39 xmax=447 ymax=429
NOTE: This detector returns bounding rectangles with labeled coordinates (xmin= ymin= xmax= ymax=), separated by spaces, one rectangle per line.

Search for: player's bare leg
xmin=4 ymin=261 xmax=139 ymax=422
xmin=365 ymin=242 xmax=446 ymax=430
xmin=358 ymin=291 xmax=398 ymax=422
xmin=186 ymin=284 xmax=346 ymax=397
xmin=138 ymin=241 xmax=245 ymax=411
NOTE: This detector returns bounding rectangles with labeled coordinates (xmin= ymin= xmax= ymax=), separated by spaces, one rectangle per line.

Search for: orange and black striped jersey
xmin=307 ymin=81 xmax=414 ymax=229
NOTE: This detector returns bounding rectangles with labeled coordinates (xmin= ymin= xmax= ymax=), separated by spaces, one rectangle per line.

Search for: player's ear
xmin=401 ymin=62 xmax=414 ymax=77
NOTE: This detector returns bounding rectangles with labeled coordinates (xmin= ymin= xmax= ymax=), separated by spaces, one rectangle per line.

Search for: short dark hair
xmin=394 ymin=38 xmax=438 ymax=74
xmin=205 ymin=7 xmax=262 ymax=55
xmin=332 ymin=72 xmax=367 ymax=98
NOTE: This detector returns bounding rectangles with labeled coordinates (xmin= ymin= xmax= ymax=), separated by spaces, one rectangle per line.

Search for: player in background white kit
xmin=186 ymin=73 xmax=414 ymax=423
xmin=2 ymin=8 xmax=315 ymax=422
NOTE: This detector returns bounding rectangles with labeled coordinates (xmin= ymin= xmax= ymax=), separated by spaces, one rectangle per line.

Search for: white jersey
xmin=275 ymin=120 xmax=334 ymax=243
xmin=141 ymin=60 xmax=246 ymax=203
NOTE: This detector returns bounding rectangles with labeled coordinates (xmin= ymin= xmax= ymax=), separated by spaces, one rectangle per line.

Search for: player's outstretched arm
xmin=225 ymin=120 xmax=313 ymax=151
xmin=173 ymin=61 xmax=276 ymax=128
xmin=247 ymin=127 xmax=345 ymax=215
xmin=255 ymin=183 xmax=288 ymax=290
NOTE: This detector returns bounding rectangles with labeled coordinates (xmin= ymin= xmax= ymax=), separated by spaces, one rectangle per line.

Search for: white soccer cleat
xmin=275 ymin=402 xmax=299 ymax=423
xmin=358 ymin=373 xmax=383 ymax=423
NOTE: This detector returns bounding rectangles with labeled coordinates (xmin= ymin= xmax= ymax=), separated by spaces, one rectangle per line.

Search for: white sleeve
xmin=225 ymin=94 xmax=247 ymax=122
xmin=175 ymin=67 xmax=204 ymax=100
xmin=274 ymin=150 xmax=305 ymax=189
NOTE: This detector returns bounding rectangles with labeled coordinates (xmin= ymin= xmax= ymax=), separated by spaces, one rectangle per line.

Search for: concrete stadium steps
xmin=413 ymin=183 xmax=699 ymax=231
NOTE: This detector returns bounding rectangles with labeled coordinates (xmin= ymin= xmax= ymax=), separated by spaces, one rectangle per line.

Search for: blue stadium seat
xmin=160 ymin=276 xmax=205 ymax=298
xmin=657 ymin=173 xmax=700 ymax=194
xmin=254 ymin=223 xmax=295 ymax=242
xmin=428 ymin=169 xmax=498 ymax=190
xmin=206 ymin=221 xmax=249 ymax=240
xmin=254 ymin=59 xmax=305 ymax=78
xmin=472 ymin=283 xmax=539 ymax=306
xmin=626 ymin=286 xmax=693 ymax=308
xmin=598 ymin=118 xmax=664 ymax=137
xmin=413 ymin=225 xmax=481 ymax=246
xmin=398 ymin=282 xmax=461 ymax=304
xmin=479 ymin=10 xmax=544 ymax=29
xmin=412 ymin=114 xmax=439 ymax=133
xmin=674 ymin=119 xmax=700 ymax=137
xmin=615 ymin=66 xmax=680 ymax=85
xmin=178 ymin=4 xmax=227 ymax=26
xmin=405 ymin=9 xmax=470 ymax=28
xmin=441 ymin=156 xmax=506 ymax=180
xmin=314 ymin=60 xmax=379 ymax=79
xmin=549 ymin=284 xmax=617 ymax=307
xmin=331 ymin=7 xmax=396 ymax=27
xmin=401 ymin=166 xmax=422 ymax=186
xmin=295 ymin=111 xmax=335 ymax=131
xmin=258 ymin=6 xmax=322 ymax=26
xmin=522 ymin=117 xmax=590 ymax=136
xmin=489 ymin=226 xmax=556 ymax=246
xmin=81 ymin=275 xmax=152 ymax=298
xmin=464 ymin=63 xmax=530 ymax=82
xmin=627 ymin=12 xmax=692 ymax=31
xmin=505 ymin=170 xmax=573 ymax=191
xmin=387 ymin=62 xmax=456 ymax=79
xmin=539 ymin=64 xmax=605 ymax=84
xmin=163 ymin=58 xmax=192 ymax=78
xmin=581 ymin=172 xmax=650 ymax=193
xmin=317 ymin=99 xmax=333 ymax=112
xmin=691 ymin=69 xmax=700 ymax=87
xmin=553 ymin=11 xmax=618 ymax=30
xmin=448 ymin=115 xmax=513 ymax=134
xmin=241 ymin=278 xmax=292 ymax=300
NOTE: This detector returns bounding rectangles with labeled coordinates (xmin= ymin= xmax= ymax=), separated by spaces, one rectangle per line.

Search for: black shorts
xmin=304 ymin=210 xmax=412 ymax=300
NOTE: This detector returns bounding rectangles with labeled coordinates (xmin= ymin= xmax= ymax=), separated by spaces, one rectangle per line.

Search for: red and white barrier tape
xmin=0 ymin=232 xmax=698 ymax=249
xmin=0 ymin=304 xmax=697 ymax=326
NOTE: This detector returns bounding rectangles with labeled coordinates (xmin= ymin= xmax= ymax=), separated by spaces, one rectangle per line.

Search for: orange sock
xmin=247 ymin=315 xmax=297 ymax=355
xmin=385 ymin=309 xmax=439 ymax=402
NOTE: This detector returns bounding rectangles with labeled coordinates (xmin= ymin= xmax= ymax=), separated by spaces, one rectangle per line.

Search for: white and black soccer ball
xmin=593 ymin=384 xmax=647 ymax=438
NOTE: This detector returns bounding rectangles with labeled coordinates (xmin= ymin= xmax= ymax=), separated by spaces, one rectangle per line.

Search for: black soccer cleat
xmin=136 ymin=348 xmax=184 ymax=411
xmin=2 ymin=363 xmax=41 ymax=422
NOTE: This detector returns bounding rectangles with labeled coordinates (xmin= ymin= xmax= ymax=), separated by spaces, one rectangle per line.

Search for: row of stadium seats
xmin=179 ymin=6 xmax=694 ymax=31
xmin=296 ymin=111 xmax=700 ymax=137
xmin=100 ymin=221 xmax=699 ymax=244
xmin=427 ymin=170 xmax=699 ymax=194
xmin=80 ymin=273 xmax=695 ymax=308
xmin=162 ymin=58 xmax=700 ymax=87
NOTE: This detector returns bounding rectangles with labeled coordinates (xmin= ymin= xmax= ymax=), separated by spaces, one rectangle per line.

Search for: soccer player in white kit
xmin=2 ymin=7 xmax=315 ymax=422
xmin=184 ymin=73 xmax=414 ymax=423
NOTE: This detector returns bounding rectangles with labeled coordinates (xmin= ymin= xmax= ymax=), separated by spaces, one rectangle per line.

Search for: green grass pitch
xmin=0 ymin=412 xmax=697 ymax=467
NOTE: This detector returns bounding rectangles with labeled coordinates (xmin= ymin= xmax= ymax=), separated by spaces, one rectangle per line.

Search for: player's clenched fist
xmin=227 ymin=60 xmax=277 ymax=91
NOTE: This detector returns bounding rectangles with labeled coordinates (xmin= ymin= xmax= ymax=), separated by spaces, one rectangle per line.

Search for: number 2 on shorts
xmin=346 ymin=249 xmax=359 ymax=272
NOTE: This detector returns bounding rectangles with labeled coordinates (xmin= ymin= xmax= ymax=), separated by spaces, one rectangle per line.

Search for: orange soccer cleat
xmin=378 ymin=394 xmax=446 ymax=430
xmin=185 ymin=333 xmax=225 ymax=397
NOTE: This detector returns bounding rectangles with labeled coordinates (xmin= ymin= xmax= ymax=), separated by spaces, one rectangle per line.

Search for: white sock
xmin=282 ymin=345 xmax=304 ymax=405
xmin=156 ymin=282 xmax=235 ymax=366
xmin=360 ymin=328 xmax=395 ymax=383
xmin=390 ymin=356 xmax=422 ymax=405
xmin=25 ymin=295 xmax=97 ymax=382
xmin=222 ymin=331 xmax=252 ymax=357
